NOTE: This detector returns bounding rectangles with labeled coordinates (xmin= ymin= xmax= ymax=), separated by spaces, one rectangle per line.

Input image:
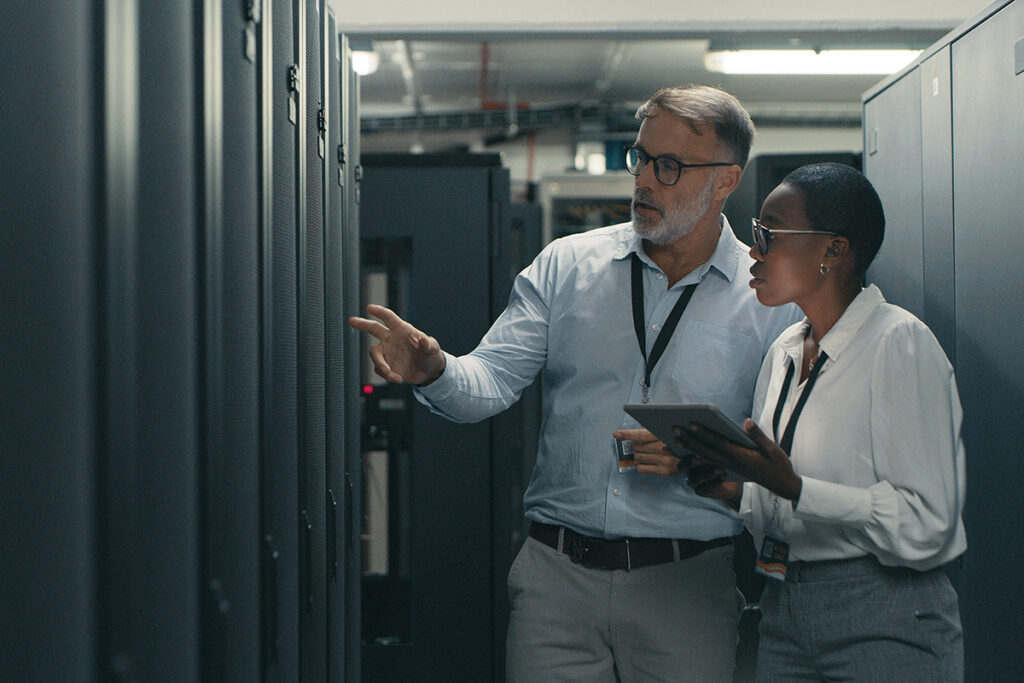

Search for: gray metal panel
xmin=919 ymin=47 xmax=956 ymax=362
xmin=951 ymin=2 xmax=1024 ymax=680
xmin=863 ymin=67 xmax=925 ymax=318
xmin=0 ymin=3 xmax=98 ymax=679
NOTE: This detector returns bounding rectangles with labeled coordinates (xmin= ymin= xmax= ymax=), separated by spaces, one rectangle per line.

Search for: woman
xmin=677 ymin=163 xmax=966 ymax=681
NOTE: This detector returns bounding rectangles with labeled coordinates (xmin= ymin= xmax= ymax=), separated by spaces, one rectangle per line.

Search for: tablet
xmin=623 ymin=403 xmax=756 ymax=480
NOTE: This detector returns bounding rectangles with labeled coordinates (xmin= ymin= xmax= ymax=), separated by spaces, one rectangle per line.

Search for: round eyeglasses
xmin=624 ymin=145 xmax=734 ymax=186
xmin=751 ymin=218 xmax=839 ymax=255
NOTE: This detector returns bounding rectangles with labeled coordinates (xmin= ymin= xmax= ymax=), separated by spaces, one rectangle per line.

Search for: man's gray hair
xmin=635 ymin=85 xmax=755 ymax=169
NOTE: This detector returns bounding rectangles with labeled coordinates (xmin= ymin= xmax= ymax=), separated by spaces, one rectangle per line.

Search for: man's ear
xmin=713 ymin=164 xmax=743 ymax=201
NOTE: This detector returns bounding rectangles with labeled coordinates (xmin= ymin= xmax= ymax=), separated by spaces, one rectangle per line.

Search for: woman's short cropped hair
xmin=635 ymin=85 xmax=755 ymax=169
xmin=781 ymin=162 xmax=885 ymax=276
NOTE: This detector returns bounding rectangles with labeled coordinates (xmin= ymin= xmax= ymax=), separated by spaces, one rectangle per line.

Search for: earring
xmin=819 ymin=263 xmax=830 ymax=275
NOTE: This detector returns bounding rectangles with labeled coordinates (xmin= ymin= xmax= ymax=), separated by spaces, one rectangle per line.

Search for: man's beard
xmin=631 ymin=172 xmax=717 ymax=246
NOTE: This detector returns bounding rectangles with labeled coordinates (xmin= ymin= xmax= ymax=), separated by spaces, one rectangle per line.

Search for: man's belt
xmin=529 ymin=521 xmax=733 ymax=571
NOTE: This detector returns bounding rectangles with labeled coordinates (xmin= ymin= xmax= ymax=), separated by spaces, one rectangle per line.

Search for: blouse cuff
xmin=737 ymin=482 xmax=755 ymax=521
xmin=792 ymin=476 xmax=872 ymax=525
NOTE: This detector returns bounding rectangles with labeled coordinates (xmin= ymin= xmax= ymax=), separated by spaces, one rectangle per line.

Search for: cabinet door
xmin=299 ymin=0 xmax=329 ymax=678
xmin=129 ymin=2 xmax=203 ymax=679
xmin=919 ymin=48 xmax=956 ymax=361
xmin=341 ymin=35 xmax=365 ymax=683
xmin=1 ymin=3 xmax=98 ymax=679
xmin=952 ymin=2 xmax=1024 ymax=681
xmin=199 ymin=0 xmax=262 ymax=679
xmin=863 ymin=67 xmax=925 ymax=318
xmin=260 ymin=0 xmax=303 ymax=678
xmin=325 ymin=9 xmax=350 ymax=683
xmin=360 ymin=162 xmax=497 ymax=681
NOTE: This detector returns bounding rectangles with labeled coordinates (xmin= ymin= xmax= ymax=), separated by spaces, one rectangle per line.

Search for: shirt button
xmin=613 ymin=488 xmax=621 ymax=496
xmin=652 ymin=323 xmax=661 ymax=331
xmin=656 ymin=273 xmax=664 ymax=280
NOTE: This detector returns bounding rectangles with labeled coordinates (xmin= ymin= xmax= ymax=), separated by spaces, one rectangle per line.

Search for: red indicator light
xmin=362 ymin=384 xmax=374 ymax=395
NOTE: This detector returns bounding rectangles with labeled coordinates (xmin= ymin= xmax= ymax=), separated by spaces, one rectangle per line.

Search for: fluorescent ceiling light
xmin=352 ymin=50 xmax=380 ymax=76
xmin=704 ymin=49 xmax=921 ymax=75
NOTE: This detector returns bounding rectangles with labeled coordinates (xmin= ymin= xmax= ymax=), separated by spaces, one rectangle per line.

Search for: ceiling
xmin=353 ymin=31 xmax=945 ymax=141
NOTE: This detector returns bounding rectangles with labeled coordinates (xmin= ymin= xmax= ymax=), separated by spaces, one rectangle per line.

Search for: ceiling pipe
xmin=393 ymin=39 xmax=422 ymax=115
xmin=595 ymin=41 xmax=628 ymax=94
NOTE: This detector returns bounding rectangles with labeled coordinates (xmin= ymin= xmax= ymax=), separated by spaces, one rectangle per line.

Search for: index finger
xmin=365 ymin=304 xmax=406 ymax=328
xmin=348 ymin=315 xmax=391 ymax=340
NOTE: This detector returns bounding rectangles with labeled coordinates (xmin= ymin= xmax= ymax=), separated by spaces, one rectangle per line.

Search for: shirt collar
xmin=777 ymin=284 xmax=887 ymax=363
xmin=613 ymin=215 xmax=741 ymax=284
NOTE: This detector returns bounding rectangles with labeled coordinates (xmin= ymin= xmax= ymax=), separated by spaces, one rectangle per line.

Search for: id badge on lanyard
xmin=756 ymin=495 xmax=791 ymax=581
xmin=755 ymin=347 xmax=829 ymax=581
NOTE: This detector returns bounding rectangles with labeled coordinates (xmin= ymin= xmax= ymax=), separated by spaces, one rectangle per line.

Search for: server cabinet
xmin=360 ymin=154 xmax=535 ymax=681
xmin=950 ymin=2 xmax=1024 ymax=680
xmin=261 ymin=0 xmax=303 ymax=678
xmin=341 ymin=36 xmax=366 ymax=683
xmin=919 ymin=48 xmax=956 ymax=360
xmin=863 ymin=2 xmax=1024 ymax=680
xmin=117 ymin=2 xmax=202 ymax=679
xmin=863 ymin=71 xmax=926 ymax=319
xmin=1 ymin=3 xmax=101 ymax=680
xmin=258 ymin=0 xmax=301 ymax=675
xmin=4 ymin=2 xmax=356 ymax=681
xmin=298 ymin=0 xmax=329 ymax=679
xmin=324 ymin=10 xmax=353 ymax=683
xmin=198 ymin=0 xmax=263 ymax=678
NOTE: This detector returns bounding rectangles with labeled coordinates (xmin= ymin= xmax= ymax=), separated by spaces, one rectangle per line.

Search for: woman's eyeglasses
xmin=624 ymin=145 xmax=734 ymax=186
xmin=751 ymin=218 xmax=839 ymax=255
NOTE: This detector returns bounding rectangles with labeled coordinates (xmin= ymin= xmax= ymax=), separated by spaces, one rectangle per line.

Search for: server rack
xmin=863 ymin=2 xmax=1024 ymax=679
xmin=2 ymin=2 xmax=359 ymax=680
xmin=3 ymin=3 xmax=104 ymax=680
xmin=261 ymin=0 xmax=302 ymax=677
xmin=359 ymin=154 xmax=538 ymax=682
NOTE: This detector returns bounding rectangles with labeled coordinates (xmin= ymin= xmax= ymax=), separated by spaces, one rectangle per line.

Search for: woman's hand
xmin=675 ymin=419 xmax=803 ymax=503
xmin=681 ymin=459 xmax=743 ymax=509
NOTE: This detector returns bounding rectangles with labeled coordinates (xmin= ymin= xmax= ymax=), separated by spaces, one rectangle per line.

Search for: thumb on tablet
xmin=743 ymin=419 xmax=773 ymax=453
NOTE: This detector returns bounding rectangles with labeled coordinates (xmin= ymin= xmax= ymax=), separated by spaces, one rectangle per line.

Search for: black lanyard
xmin=630 ymin=252 xmax=698 ymax=403
xmin=771 ymin=347 xmax=829 ymax=455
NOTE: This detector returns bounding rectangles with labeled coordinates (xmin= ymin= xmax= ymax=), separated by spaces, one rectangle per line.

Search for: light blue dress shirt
xmin=416 ymin=218 xmax=801 ymax=540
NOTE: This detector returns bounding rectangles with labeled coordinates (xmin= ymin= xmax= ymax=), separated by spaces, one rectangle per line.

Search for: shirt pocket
xmin=670 ymin=320 xmax=755 ymax=399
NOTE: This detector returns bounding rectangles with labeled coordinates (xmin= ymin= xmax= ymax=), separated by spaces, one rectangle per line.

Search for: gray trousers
xmin=506 ymin=535 xmax=741 ymax=683
xmin=756 ymin=555 xmax=963 ymax=682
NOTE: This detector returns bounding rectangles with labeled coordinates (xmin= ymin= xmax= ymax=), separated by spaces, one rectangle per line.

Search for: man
xmin=350 ymin=85 xmax=800 ymax=682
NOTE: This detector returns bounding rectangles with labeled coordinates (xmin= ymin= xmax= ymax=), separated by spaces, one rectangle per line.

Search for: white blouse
xmin=739 ymin=285 xmax=967 ymax=571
